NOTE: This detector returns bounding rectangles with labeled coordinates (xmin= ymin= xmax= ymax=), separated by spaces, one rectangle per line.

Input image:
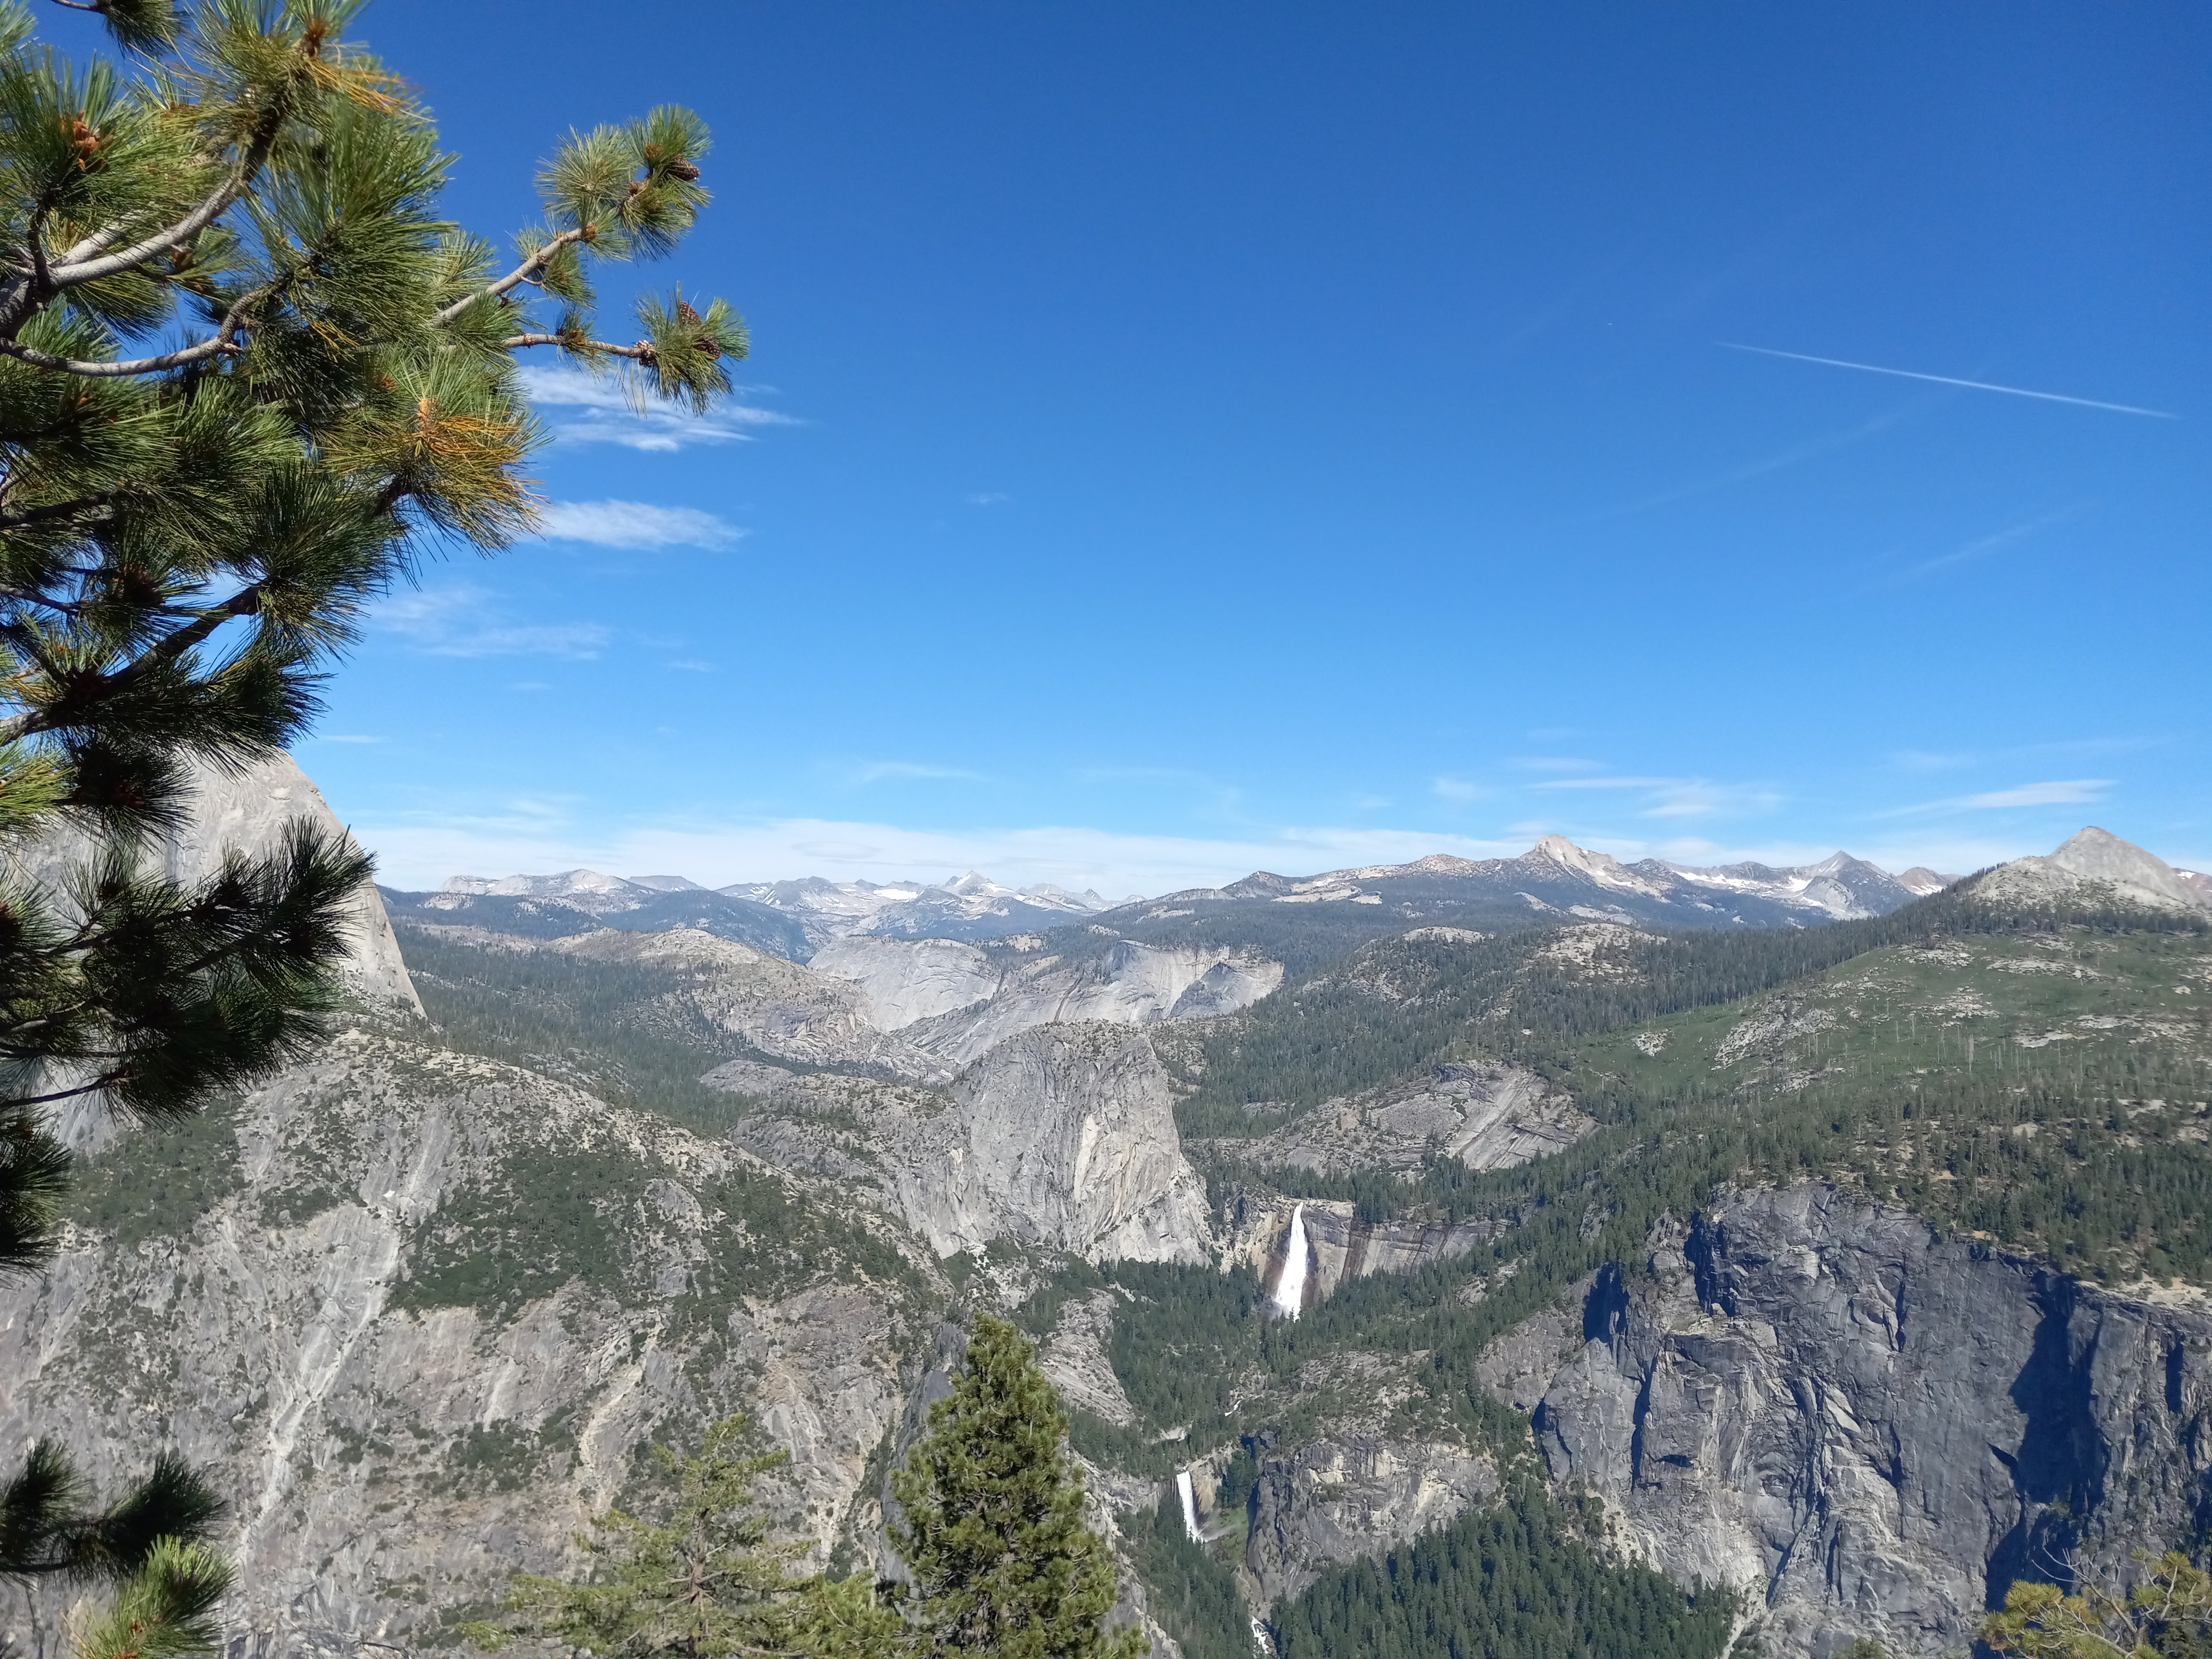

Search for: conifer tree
xmin=1983 ymin=1552 xmax=2212 ymax=1659
xmin=0 ymin=1 xmax=749 ymax=1651
xmin=465 ymin=1415 xmax=903 ymax=1659
xmin=890 ymin=1314 xmax=1144 ymax=1659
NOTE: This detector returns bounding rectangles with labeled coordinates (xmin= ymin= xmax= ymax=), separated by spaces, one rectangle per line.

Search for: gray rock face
xmin=1230 ymin=1062 xmax=1594 ymax=1178
xmin=721 ymin=1025 xmax=1211 ymax=1265
xmin=553 ymin=927 xmax=951 ymax=1082
xmin=1977 ymin=826 xmax=2211 ymax=914
xmin=1533 ymin=1185 xmax=2212 ymax=1658
xmin=812 ymin=933 xmax=1285 ymax=1067
xmin=940 ymin=1024 xmax=1212 ymax=1263
xmin=0 ymin=1035 xmax=933 ymax=1659
xmin=5 ymin=751 xmax=419 ymax=1016
xmin=1245 ymin=1423 xmax=1496 ymax=1603
xmin=806 ymin=935 xmax=1001 ymax=1030
xmin=1225 ymin=1195 xmax=1496 ymax=1310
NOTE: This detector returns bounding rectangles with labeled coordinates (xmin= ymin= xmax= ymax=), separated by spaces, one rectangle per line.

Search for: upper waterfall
xmin=1175 ymin=1467 xmax=1202 ymax=1540
xmin=1272 ymin=1203 xmax=1309 ymax=1319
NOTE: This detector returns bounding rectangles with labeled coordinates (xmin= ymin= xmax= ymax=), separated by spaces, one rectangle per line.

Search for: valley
xmin=4 ymin=757 xmax=2210 ymax=1659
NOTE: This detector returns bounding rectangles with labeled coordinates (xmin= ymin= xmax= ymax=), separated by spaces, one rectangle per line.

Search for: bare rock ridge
xmin=810 ymin=933 xmax=1284 ymax=1067
xmin=1115 ymin=842 xmax=1961 ymax=930
xmin=1975 ymin=825 xmax=2212 ymax=914
xmin=440 ymin=868 xmax=1120 ymax=946
xmin=1533 ymin=1185 xmax=2212 ymax=1659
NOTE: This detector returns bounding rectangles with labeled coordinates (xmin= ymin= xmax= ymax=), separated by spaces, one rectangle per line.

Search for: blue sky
xmin=153 ymin=4 xmax=2212 ymax=890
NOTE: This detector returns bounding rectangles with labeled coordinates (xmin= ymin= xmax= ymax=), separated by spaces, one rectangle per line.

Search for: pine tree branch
xmin=502 ymin=332 xmax=656 ymax=362
xmin=0 ymin=260 xmax=284 ymax=380
xmin=0 ymin=333 xmax=242 ymax=377
xmin=434 ymin=227 xmax=587 ymax=326
xmin=0 ymin=491 xmax=120 ymax=531
xmin=0 ymin=1071 xmax=128 ymax=1111
xmin=0 ymin=580 xmax=262 ymax=744
xmin=43 ymin=94 xmax=292 ymax=289
xmin=0 ymin=36 xmax=311 ymax=337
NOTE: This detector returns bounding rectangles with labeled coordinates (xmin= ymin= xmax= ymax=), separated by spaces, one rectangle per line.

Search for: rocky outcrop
xmin=807 ymin=936 xmax=1001 ymax=1029
xmin=812 ymin=934 xmax=1285 ymax=1067
xmin=0 ymin=1033 xmax=936 ymax=1659
xmin=553 ymin=927 xmax=951 ymax=1082
xmin=1532 ymin=1184 xmax=2212 ymax=1659
xmin=1226 ymin=1062 xmax=1595 ymax=1178
xmin=1975 ymin=826 xmax=2211 ymax=915
xmin=1245 ymin=1422 xmax=1496 ymax=1602
xmin=721 ymin=1025 xmax=1211 ymax=1265
xmin=938 ymin=1025 xmax=1212 ymax=1262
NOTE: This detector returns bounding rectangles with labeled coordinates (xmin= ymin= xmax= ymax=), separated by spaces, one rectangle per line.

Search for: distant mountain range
xmin=389 ymin=829 xmax=2209 ymax=965
xmin=388 ymin=868 xmax=1125 ymax=956
xmin=387 ymin=838 xmax=1956 ymax=961
xmin=1114 ymin=835 xmax=1958 ymax=930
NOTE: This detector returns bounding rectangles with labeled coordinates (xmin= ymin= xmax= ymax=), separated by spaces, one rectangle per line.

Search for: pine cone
xmin=668 ymin=159 xmax=701 ymax=182
xmin=676 ymin=301 xmax=702 ymax=326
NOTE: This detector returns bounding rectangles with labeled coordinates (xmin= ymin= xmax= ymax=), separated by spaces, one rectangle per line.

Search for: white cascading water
xmin=1174 ymin=1467 xmax=1201 ymax=1541
xmin=1271 ymin=1203 xmax=1309 ymax=1319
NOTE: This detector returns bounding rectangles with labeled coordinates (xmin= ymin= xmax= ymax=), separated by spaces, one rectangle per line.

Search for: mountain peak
xmin=1978 ymin=826 xmax=2208 ymax=914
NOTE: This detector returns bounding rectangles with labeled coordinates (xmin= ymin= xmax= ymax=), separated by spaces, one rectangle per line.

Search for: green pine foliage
xmin=0 ymin=3 xmax=753 ymax=1651
xmin=0 ymin=1440 xmax=232 ymax=1659
xmin=464 ymin=1414 xmax=902 ymax=1659
xmin=392 ymin=927 xmax=780 ymax=1135
xmin=890 ymin=1314 xmax=1144 ymax=1659
xmin=1171 ymin=881 xmax=2205 ymax=1133
xmin=1273 ymin=1489 xmax=1738 ymax=1659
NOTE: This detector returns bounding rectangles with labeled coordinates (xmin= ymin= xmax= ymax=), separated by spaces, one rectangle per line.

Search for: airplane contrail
xmin=1718 ymin=342 xmax=2176 ymax=419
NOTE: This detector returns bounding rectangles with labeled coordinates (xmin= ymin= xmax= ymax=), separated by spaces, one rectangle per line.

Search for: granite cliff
xmin=1536 ymin=1185 xmax=2212 ymax=1658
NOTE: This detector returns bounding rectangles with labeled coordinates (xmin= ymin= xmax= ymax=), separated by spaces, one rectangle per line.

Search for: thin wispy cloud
xmin=1531 ymin=775 xmax=1781 ymax=819
xmin=1892 ymin=749 xmax=1977 ymax=774
xmin=965 ymin=491 xmax=1012 ymax=507
xmin=1870 ymin=778 xmax=2114 ymax=819
xmin=314 ymin=733 xmax=386 ymax=744
xmin=539 ymin=499 xmax=746 ymax=551
xmin=851 ymin=761 xmax=987 ymax=785
xmin=1901 ymin=507 xmax=2078 ymax=580
xmin=377 ymin=585 xmax=607 ymax=660
xmin=1433 ymin=777 xmax=1485 ymax=802
xmin=518 ymin=367 xmax=801 ymax=453
xmin=1720 ymin=343 xmax=2177 ymax=420
xmin=1515 ymin=757 xmax=1605 ymax=773
xmin=1615 ymin=399 xmax=1919 ymax=514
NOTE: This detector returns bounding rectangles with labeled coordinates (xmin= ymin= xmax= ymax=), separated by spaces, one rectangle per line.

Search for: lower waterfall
xmin=1271 ymin=1202 xmax=1309 ymax=1319
xmin=1175 ymin=1467 xmax=1202 ymax=1541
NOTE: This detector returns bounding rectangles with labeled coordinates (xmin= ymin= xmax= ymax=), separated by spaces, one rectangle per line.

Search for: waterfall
xmin=1174 ymin=1467 xmax=1202 ymax=1541
xmin=1271 ymin=1203 xmax=1309 ymax=1319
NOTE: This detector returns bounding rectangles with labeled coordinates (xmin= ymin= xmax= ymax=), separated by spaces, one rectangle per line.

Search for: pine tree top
xmin=891 ymin=1314 xmax=1145 ymax=1659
